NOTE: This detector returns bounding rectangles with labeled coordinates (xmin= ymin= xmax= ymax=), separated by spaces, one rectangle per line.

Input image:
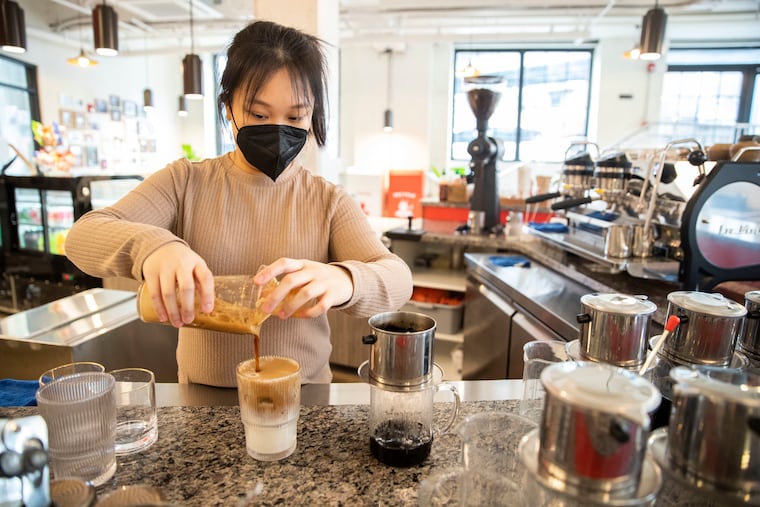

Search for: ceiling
xmin=17 ymin=0 xmax=760 ymax=55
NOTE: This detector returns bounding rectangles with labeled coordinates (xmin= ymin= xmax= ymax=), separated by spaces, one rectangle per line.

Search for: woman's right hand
xmin=141 ymin=242 xmax=214 ymax=328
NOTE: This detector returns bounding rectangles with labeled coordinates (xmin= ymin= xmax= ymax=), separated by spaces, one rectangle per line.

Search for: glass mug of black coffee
xmin=368 ymin=379 xmax=460 ymax=467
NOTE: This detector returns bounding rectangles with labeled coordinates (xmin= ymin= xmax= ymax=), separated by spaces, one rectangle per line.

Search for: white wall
xmin=338 ymin=37 xmax=661 ymax=190
xmin=12 ymin=39 xmax=207 ymax=175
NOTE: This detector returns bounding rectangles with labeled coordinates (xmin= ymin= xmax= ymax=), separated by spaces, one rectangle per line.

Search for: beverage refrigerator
xmin=0 ymin=174 xmax=143 ymax=313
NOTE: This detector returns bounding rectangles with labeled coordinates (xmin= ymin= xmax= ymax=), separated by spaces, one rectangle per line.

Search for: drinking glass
xmin=236 ymin=356 xmax=301 ymax=461
xmin=35 ymin=372 xmax=117 ymax=486
xmin=109 ymin=368 xmax=158 ymax=455
xmin=38 ymin=362 xmax=105 ymax=386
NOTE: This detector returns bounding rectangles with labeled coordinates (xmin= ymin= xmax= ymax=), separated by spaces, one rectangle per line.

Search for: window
xmin=213 ymin=52 xmax=234 ymax=156
xmin=0 ymin=54 xmax=40 ymax=174
xmin=451 ymin=49 xmax=592 ymax=162
xmin=659 ymin=48 xmax=760 ymax=145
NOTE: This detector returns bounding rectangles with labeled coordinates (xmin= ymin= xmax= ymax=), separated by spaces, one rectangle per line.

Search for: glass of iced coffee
xmin=236 ymin=356 xmax=301 ymax=461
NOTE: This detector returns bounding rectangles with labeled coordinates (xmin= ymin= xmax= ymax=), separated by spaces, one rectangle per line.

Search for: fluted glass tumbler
xmin=38 ymin=362 xmax=105 ymax=386
xmin=36 ymin=372 xmax=117 ymax=486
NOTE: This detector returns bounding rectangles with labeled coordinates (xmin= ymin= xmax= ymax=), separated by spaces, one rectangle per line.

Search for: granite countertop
xmin=3 ymin=400 xmax=523 ymax=506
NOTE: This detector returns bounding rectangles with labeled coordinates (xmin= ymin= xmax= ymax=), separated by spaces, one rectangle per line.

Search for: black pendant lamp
xmin=0 ymin=0 xmax=27 ymax=54
xmin=93 ymin=2 xmax=118 ymax=56
xmin=639 ymin=4 xmax=667 ymax=61
xmin=182 ymin=0 xmax=203 ymax=99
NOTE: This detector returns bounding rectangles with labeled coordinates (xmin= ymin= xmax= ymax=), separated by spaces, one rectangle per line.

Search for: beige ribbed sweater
xmin=64 ymin=154 xmax=413 ymax=386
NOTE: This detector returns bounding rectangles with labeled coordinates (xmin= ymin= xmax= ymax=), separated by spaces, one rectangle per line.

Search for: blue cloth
xmin=529 ymin=222 xmax=569 ymax=233
xmin=0 ymin=379 xmax=39 ymax=407
xmin=489 ymin=255 xmax=531 ymax=268
xmin=586 ymin=210 xmax=619 ymax=222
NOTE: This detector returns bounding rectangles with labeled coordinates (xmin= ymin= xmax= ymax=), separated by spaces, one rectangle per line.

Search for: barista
xmin=64 ymin=20 xmax=413 ymax=386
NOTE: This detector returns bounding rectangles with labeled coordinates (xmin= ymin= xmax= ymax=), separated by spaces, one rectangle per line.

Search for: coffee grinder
xmin=466 ymin=75 xmax=505 ymax=233
xmin=359 ymin=311 xmax=460 ymax=467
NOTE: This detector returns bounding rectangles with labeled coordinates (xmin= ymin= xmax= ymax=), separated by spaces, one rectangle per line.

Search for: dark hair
xmin=217 ymin=20 xmax=328 ymax=146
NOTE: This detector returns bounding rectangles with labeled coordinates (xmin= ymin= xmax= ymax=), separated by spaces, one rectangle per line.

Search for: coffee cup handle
xmin=433 ymin=382 xmax=460 ymax=437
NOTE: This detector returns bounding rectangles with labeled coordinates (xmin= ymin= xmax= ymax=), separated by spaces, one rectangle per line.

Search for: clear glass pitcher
xmin=368 ymin=380 xmax=460 ymax=467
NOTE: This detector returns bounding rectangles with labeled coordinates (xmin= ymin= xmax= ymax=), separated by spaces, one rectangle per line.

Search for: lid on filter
xmin=580 ymin=293 xmax=657 ymax=315
xmin=541 ymin=361 xmax=661 ymax=425
xmin=667 ymin=291 xmax=747 ymax=318
xmin=671 ymin=366 xmax=760 ymax=406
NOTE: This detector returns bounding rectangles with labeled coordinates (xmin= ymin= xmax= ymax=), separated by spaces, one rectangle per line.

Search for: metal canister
xmin=361 ymin=311 xmax=436 ymax=387
xmin=538 ymin=362 xmax=661 ymax=497
xmin=576 ymin=293 xmax=657 ymax=369
xmin=593 ymin=152 xmax=632 ymax=201
xmin=562 ymin=152 xmax=595 ymax=198
xmin=668 ymin=366 xmax=760 ymax=499
xmin=662 ymin=291 xmax=747 ymax=366
xmin=737 ymin=290 xmax=760 ymax=362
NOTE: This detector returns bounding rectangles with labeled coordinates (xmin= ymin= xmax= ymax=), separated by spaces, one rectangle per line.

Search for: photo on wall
xmin=95 ymin=98 xmax=108 ymax=113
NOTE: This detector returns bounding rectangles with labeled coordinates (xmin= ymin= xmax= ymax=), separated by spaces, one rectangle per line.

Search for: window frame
xmin=450 ymin=47 xmax=594 ymax=163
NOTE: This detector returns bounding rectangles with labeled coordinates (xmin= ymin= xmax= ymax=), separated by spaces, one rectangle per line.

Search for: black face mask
xmin=235 ymin=124 xmax=308 ymax=181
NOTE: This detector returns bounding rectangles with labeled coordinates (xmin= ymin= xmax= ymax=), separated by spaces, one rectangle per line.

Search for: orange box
xmin=384 ymin=170 xmax=425 ymax=218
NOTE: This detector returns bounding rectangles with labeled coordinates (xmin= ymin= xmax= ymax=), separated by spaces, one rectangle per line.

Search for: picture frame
xmin=74 ymin=112 xmax=87 ymax=130
xmin=109 ymin=94 xmax=121 ymax=108
xmin=59 ymin=109 xmax=74 ymax=128
xmin=110 ymin=108 xmax=122 ymax=122
xmin=123 ymin=100 xmax=138 ymax=117
xmin=95 ymin=98 xmax=108 ymax=113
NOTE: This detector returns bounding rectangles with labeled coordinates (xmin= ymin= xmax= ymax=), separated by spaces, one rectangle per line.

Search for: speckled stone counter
xmin=2 ymin=400 xmax=521 ymax=506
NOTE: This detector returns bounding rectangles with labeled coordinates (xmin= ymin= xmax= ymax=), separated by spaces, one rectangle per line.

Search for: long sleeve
xmin=64 ymin=154 xmax=412 ymax=385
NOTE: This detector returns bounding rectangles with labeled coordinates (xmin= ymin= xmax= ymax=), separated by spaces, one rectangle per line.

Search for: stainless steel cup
xmin=538 ymin=362 xmax=661 ymax=497
xmin=662 ymin=291 xmax=747 ymax=366
xmin=362 ymin=311 xmax=436 ymax=387
xmin=603 ymin=224 xmax=633 ymax=258
xmin=576 ymin=293 xmax=657 ymax=369
xmin=668 ymin=366 xmax=760 ymax=499
xmin=737 ymin=290 xmax=760 ymax=361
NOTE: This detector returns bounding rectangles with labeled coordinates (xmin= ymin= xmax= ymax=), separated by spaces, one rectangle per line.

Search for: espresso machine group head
xmin=466 ymin=75 xmax=504 ymax=232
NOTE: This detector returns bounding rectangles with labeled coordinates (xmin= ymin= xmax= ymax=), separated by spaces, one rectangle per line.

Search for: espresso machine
xmin=465 ymin=76 xmax=504 ymax=233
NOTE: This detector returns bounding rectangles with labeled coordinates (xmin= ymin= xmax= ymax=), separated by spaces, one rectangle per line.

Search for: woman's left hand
xmin=253 ymin=258 xmax=353 ymax=319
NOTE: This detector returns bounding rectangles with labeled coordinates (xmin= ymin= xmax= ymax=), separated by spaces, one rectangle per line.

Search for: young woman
xmin=64 ymin=20 xmax=413 ymax=386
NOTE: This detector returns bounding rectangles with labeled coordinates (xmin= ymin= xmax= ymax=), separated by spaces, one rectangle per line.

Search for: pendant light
xmin=0 ymin=0 xmax=26 ymax=54
xmin=178 ymin=95 xmax=188 ymax=117
xmin=383 ymin=48 xmax=393 ymax=132
xmin=67 ymin=48 xmax=98 ymax=67
xmin=67 ymin=9 xmax=97 ymax=67
xmin=92 ymin=2 xmax=118 ymax=56
xmin=639 ymin=3 xmax=667 ymax=61
xmin=142 ymin=37 xmax=154 ymax=111
xmin=143 ymin=89 xmax=154 ymax=111
xmin=182 ymin=0 xmax=203 ymax=99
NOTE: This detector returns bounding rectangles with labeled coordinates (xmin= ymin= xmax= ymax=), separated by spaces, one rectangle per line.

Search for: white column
xmin=253 ymin=0 xmax=341 ymax=182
